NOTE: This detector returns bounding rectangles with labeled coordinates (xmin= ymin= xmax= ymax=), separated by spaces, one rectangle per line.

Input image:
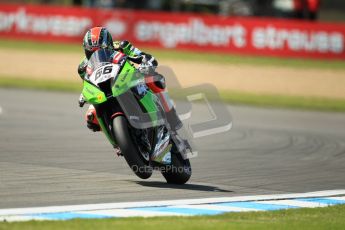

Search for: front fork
xmin=93 ymin=98 xmax=125 ymax=148
xmin=97 ymin=115 xmax=117 ymax=147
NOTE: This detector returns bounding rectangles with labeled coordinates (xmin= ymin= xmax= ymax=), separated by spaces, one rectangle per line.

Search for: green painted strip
xmin=1 ymin=76 xmax=345 ymax=112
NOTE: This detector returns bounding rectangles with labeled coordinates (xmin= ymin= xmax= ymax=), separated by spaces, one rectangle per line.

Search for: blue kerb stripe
xmin=31 ymin=212 xmax=111 ymax=220
xmin=129 ymin=207 xmax=224 ymax=215
xmin=296 ymin=198 xmax=345 ymax=205
xmin=24 ymin=197 xmax=345 ymax=220
xmin=215 ymin=201 xmax=299 ymax=211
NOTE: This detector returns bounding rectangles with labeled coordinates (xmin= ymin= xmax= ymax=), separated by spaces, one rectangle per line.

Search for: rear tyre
xmin=113 ymin=116 xmax=152 ymax=179
xmin=161 ymin=148 xmax=192 ymax=184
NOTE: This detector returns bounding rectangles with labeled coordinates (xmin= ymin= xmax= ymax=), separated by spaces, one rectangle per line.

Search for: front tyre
xmin=113 ymin=116 xmax=152 ymax=179
xmin=161 ymin=150 xmax=192 ymax=184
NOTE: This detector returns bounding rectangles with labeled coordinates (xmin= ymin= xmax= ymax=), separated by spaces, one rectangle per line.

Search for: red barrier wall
xmin=0 ymin=4 xmax=345 ymax=59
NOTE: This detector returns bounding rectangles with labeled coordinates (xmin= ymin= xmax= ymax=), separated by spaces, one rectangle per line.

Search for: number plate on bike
xmin=89 ymin=64 xmax=120 ymax=85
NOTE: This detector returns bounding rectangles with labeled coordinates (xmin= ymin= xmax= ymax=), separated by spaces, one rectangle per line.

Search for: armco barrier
xmin=0 ymin=4 xmax=344 ymax=59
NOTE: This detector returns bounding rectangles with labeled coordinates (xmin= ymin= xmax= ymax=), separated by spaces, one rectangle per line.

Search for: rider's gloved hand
xmin=142 ymin=53 xmax=158 ymax=67
xmin=139 ymin=54 xmax=158 ymax=75
xmin=138 ymin=63 xmax=153 ymax=75
xmin=78 ymin=94 xmax=86 ymax=107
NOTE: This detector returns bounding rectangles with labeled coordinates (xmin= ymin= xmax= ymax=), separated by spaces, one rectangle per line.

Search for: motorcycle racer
xmin=78 ymin=27 xmax=182 ymax=136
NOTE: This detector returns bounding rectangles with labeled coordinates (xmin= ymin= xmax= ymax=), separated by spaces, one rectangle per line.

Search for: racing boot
xmin=165 ymin=107 xmax=183 ymax=132
xmin=85 ymin=106 xmax=101 ymax=132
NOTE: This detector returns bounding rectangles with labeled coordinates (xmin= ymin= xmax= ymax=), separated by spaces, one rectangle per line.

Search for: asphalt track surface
xmin=1 ymin=88 xmax=345 ymax=209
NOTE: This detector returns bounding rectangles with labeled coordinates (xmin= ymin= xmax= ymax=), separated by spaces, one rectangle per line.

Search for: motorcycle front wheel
xmin=161 ymin=145 xmax=192 ymax=184
xmin=113 ymin=116 xmax=153 ymax=179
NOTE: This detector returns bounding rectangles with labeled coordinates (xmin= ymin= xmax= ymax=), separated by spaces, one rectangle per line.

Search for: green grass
xmin=219 ymin=90 xmax=345 ymax=112
xmin=1 ymin=39 xmax=344 ymax=70
xmin=0 ymin=77 xmax=82 ymax=93
xmin=1 ymin=76 xmax=345 ymax=112
xmin=1 ymin=204 xmax=345 ymax=230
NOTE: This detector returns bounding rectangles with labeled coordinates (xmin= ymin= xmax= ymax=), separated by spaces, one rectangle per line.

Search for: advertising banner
xmin=0 ymin=4 xmax=344 ymax=59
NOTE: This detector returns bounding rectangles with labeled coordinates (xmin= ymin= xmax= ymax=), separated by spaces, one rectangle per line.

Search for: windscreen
xmin=88 ymin=48 xmax=114 ymax=71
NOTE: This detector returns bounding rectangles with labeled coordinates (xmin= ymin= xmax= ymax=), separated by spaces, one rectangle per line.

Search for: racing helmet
xmin=83 ymin=27 xmax=114 ymax=59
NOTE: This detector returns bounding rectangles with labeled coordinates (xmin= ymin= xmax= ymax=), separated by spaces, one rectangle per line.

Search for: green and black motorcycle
xmin=81 ymin=49 xmax=191 ymax=184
